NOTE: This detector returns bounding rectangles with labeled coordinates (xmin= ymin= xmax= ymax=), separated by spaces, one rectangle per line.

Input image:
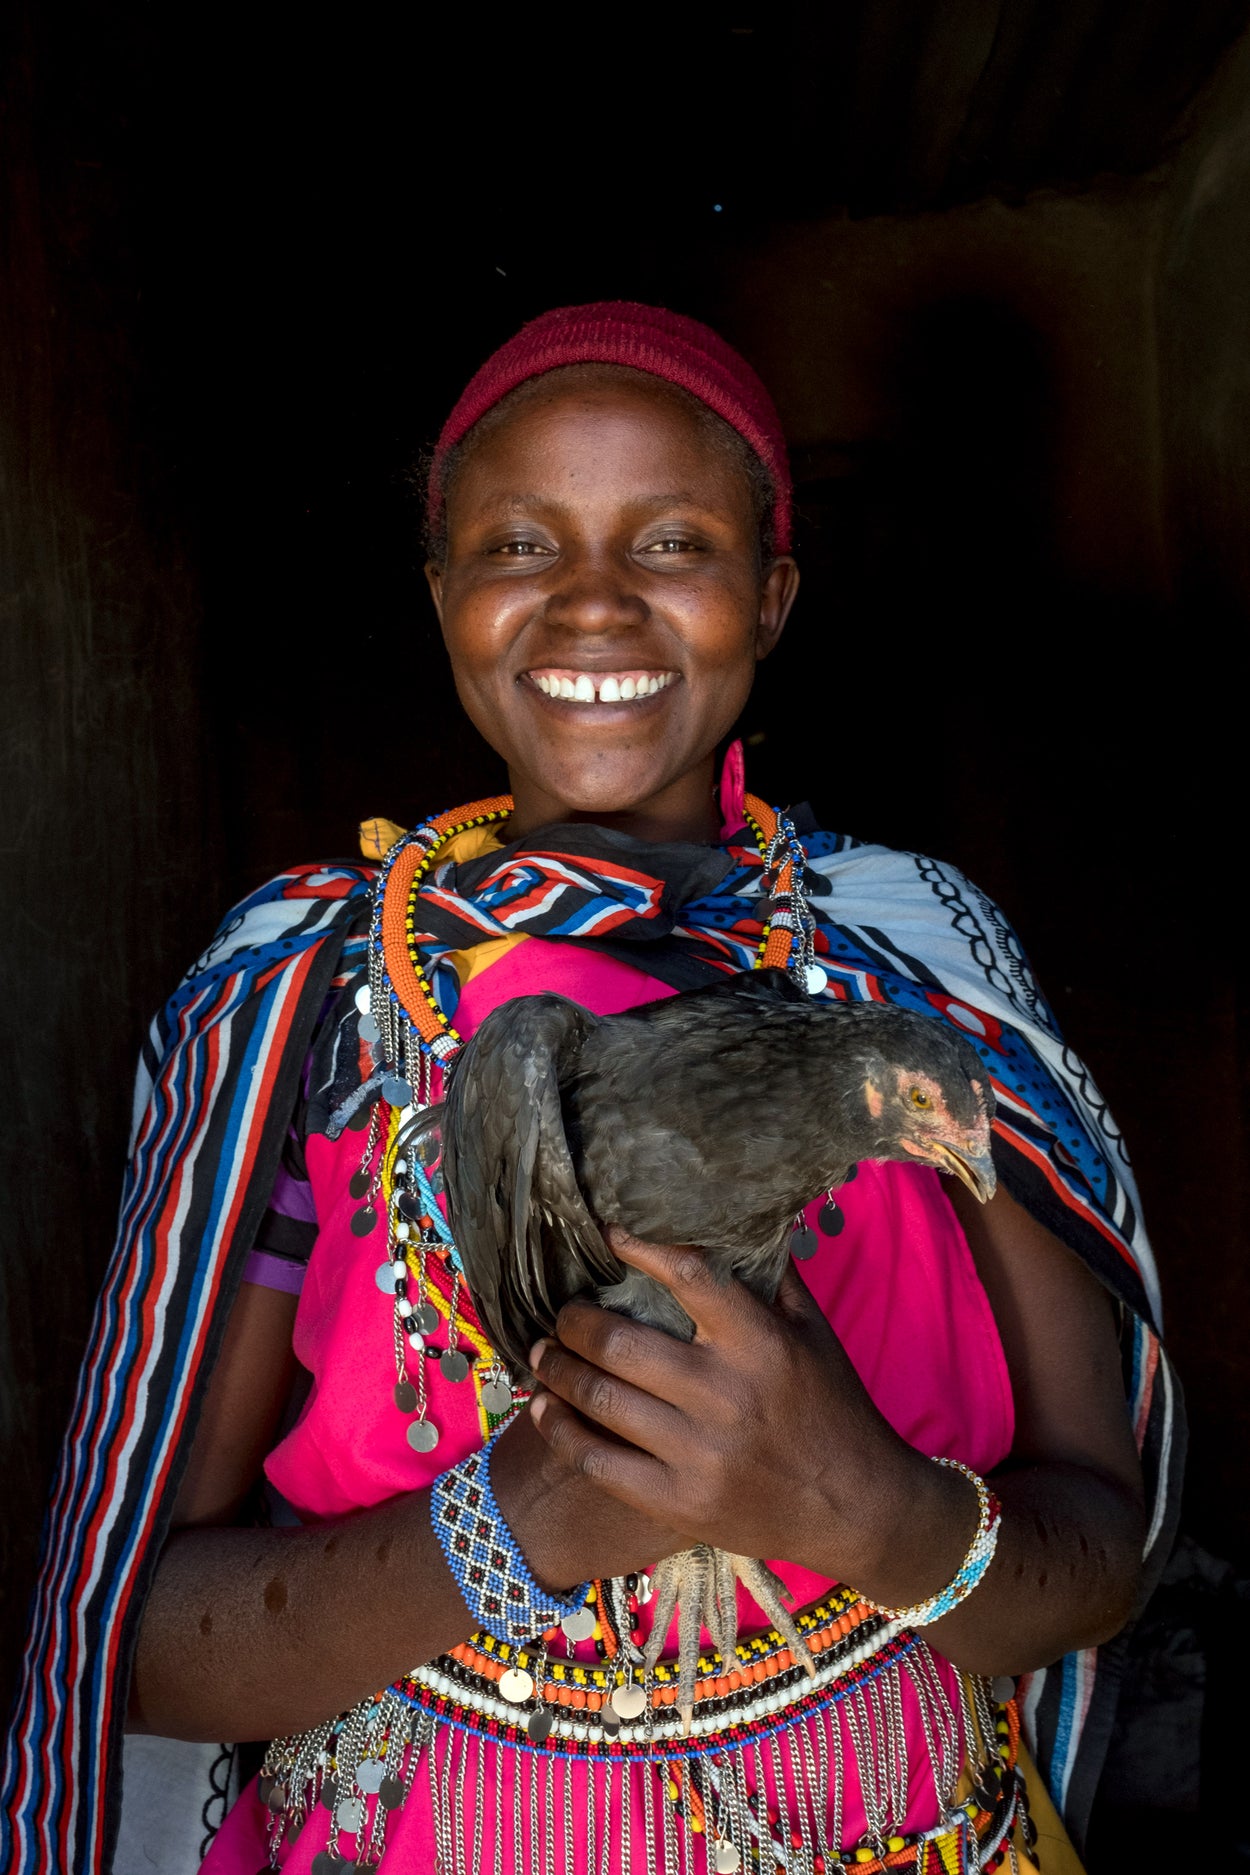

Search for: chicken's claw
xmin=642 ymin=1545 xmax=814 ymax=1735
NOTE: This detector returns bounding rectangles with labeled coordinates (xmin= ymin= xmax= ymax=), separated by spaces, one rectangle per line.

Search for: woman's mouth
xmin=524 ymin=669 xmax=678 ymax=703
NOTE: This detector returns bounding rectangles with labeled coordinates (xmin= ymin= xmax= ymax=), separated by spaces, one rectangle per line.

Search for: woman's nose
xmin=540 ymin=548 xmax=648 ymax=635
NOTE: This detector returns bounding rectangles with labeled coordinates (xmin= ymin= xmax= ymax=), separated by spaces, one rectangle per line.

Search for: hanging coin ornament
xmin=526 ymin=1709 xmax=553 ymax=1744
xmin=413 ymin=1302 xmax=439 ymax=1335
xmin=818 ymin=1198 xmax=845 ymax=1236
xmin=335 ymin=1796 xmax=365 ymax=1834
xmin=349 ymin=1170 xmax=372 ymax=1200
xmin=714 ymin=1841 xmax=743 ymax=1872
xmin=599 ymin=1709 xmax=621 ymax=1737
xmin=397 ymin=1191 xmax=422 ymax=1222
xmin=560 ymin=1606 xmax=596 ymax=1642
xmin=789 ymin=1221 xmax=818 ymax=1260
xmin=480 ymin=1375 xmax=514 ymax=1416
xmin=355 ymin=985 xmax=371 ymax=1016
xmin=843 ymin=1161 xmax=859 ymax=1182
xmin=265 ymin=1779 xmax=287 ymax=1812
xmin=318 ymin=1778 xmax=339 ymax=1811
xmin=441 ymin=1349 xmax=470 ymax=1384
xmin=406 ymin=1419 xmax=439 ymax=1453
xmin=374 ymin=1263 xmax=395 ymax=1294
xmin=498 ymin=1667 xmax=534 ymax=1704
xmin=393 ymin=1381 xmax=418 ymax=1414
xmin=355 ymin=1759 xmax=387 ymax=1795
xmin=358 ymin=1012 xmax=380 ymax=1044
xmin=378 ymin=1776 xmax=405 ymax=1811
xmin=804 ymin=963 xmax=828 ymax=995
xmin=611 ymin=1681 xmax=647 ymax=1720
xmin=311 ymin=1853 xmax=338 ymax=1875
xmin=381 ymin=1075 xmax=414 ymax=1109
xmin=350 ymin=1206 xmax=378 ymax=1237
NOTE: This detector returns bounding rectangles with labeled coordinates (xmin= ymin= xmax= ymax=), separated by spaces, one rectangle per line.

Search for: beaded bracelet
xmin=870 ymin=1457 xmax=1002 ymax=1630
xmin=431 ymin=1438 xmax=591 ymax=1646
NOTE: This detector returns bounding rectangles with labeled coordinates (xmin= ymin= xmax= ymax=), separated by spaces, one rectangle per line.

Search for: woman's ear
xmin=425 ymin=560 xmax=446 ymax=625
xmin=755 ymin=557 xmax=800 ymax=661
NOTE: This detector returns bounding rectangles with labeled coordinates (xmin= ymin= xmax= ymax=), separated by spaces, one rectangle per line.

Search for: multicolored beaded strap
xmin=257 ymin=1596 xmax=1031 ymax=1875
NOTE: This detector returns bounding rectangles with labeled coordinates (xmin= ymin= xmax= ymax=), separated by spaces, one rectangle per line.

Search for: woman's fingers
xmin=528 ymin=1392 xmax=668 ymax=1512
xmin=528 ymin=1332 xmax=686 ymax=1455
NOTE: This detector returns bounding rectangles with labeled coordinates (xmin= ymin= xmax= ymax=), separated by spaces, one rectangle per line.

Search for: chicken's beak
xmin=936 ymin=1142 xmax=997 ymax=1203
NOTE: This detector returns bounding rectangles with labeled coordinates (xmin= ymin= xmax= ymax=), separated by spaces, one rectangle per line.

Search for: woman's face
xmin=427 ymin=371 xmax=798 ymax=841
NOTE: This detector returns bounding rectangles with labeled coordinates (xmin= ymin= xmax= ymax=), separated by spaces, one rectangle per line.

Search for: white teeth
xmin=532 ymin=671 xmax=675 ymax=701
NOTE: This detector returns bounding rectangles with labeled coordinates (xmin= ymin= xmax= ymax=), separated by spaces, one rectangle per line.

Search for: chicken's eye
xmin=908 ymin=1087 xmax=931 ymax=1110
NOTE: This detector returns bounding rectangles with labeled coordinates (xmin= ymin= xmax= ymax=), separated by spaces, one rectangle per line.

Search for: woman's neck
xmin=506 ymin=763 xmax=722 ymax=846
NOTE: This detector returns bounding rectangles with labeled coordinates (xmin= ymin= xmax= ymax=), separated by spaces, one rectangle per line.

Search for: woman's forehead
xmin=450 ymin=374 xmax=750 ymax=504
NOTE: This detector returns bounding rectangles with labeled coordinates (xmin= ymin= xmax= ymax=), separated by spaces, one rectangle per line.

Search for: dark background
xmin=3 ymin=4 xmax=1248 ymax=1860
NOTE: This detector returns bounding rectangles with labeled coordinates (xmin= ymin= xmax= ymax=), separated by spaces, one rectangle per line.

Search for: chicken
xmin=433 ymin=968 xmax=995 ymax=1727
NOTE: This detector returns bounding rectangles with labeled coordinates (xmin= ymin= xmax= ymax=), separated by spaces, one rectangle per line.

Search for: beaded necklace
xmin=349 ymin=790 xmax=828 ymax=1452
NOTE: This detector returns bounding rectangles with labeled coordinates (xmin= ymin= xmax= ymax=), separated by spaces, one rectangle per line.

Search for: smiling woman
xmin=3 ymin=303 xmax=1176 ymax=1875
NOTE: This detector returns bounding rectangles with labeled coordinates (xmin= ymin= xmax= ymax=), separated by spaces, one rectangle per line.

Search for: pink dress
xmin=203 ymin=945 xmax=1014 ymax=1874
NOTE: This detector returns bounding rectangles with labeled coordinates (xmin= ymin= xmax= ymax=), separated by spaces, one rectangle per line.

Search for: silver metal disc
xmin=413 ymin=1303 xmax=439 ymax=1334
xmin=375 ymin=1263 xmax=397 ymax=1293
xmin=480 ymin=1379 xmax=514 ymax=1415
xmin=265 ymin=1779 xmax=287 ymax=1812
xmin=378 ymin=1774 xmax=405 ymax=1810
xmin=382 ymin=1076 xmax=414 ymax=1109
xmin=318 ymin=1777 xmax=339 ymax=1810
xmin=406 ymin=1419 xmax=440 ymax=1453
xmin=358 ymin=1012 xmax=380 ymax=1044
xmin=611 ymin=1682 xmax=646 ymax=1720
xmin=804 ymin=963 xmax=828 ymax=995
xmin=355 ymin=984 xmax=371 ymax=1015
xmin=789 ymin=1223 xmax=818 ymax=1261
xmin=349 ymin=1170 xmax=371 ymax=1200
xmin=599 ymin=1711 xmax=621 ymax=1736
xmin=440 ymin=1349 xmax=470 ymax=1384
xmin=714 ymin=1842 xmax=742 ymax=1872
xmin=817 ymin=1199 xmax=845 ymax=1236
xmin=992 ymin=1674 xmax=1016 ymax=1705
xmin=312 ymin=1854 xmax=339 ymax=1875
xmin=560 ymin=1606 xmax=596 ymax=1642
xmin=393 ymin=1380 xmax=418 ymax=1414
xmin=335 ymin=1796 xmax=365 ymax=1834
xmin=526 ymin=1709 xmax=554 ymax=1743
xmin=498 ymin=1667 xmax=535 ymax=1704
xmin=350 ymin=1205 xmax=378 ymax=1237
xmin=355 ymin=1758 xmax=387 ymax=1794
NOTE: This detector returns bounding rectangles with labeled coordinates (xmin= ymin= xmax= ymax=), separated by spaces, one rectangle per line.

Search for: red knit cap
xmin=430 ymin=300 xmax=792 ymax=553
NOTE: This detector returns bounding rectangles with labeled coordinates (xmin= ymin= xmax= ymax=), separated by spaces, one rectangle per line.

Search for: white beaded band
xmin=869 ymin=1457 xmax=1001 ymax=1630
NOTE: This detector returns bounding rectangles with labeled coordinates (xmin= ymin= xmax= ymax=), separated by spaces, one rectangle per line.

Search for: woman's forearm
xmin=129 ymin=1485 xmax=469 ymax=1742
xmin=830 ymin=1445 xmax=1145 ymax=1676
xmin=130 ymin=1411 xmax=683 ymax=1743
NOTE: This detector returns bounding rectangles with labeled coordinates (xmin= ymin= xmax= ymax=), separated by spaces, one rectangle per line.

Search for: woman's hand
xmin=490 ymin=1396 xmax=687 ymax=1592
xmin=526 ymin=1193 xmax=1149 ymax=1678
xmin=525 ymin=1228 xmax=924 ymax=1589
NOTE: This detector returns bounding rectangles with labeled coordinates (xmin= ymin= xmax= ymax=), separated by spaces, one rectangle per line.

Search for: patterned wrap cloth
xmin=0 ymin=780 xmax=1180 ymax=1873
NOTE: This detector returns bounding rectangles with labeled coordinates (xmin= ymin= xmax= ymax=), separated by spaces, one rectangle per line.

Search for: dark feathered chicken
xmin=433 ymin=968 xmax=995 ymax=1724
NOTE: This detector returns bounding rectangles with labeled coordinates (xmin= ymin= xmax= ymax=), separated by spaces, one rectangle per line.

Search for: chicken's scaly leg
xmin=642 ymin=1546 xmax=816 ymax=1734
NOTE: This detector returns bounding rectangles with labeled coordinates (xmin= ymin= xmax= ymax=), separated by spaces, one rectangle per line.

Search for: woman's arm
xmin=525 ymin=1186 xmax=1145 ymax=1675
xmin=130 ymin=1282 xmax=683 ymax=1742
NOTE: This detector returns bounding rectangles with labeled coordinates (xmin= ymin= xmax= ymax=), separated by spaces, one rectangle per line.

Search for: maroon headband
xmin=430 ymin=300 xmax=792 ymax=553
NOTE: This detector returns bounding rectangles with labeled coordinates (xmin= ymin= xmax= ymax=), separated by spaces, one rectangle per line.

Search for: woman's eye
xmin=492 ymin=539 xmax=549 ymax=558
xmin=642 ymin=537 xmax=700 ymax=555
